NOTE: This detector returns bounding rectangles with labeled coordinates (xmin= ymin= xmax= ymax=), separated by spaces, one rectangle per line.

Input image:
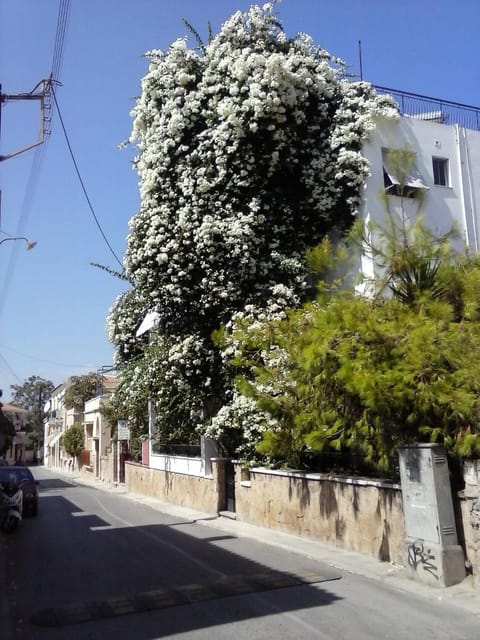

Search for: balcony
xmin=374 ymin=86 xmax=480 ymax=132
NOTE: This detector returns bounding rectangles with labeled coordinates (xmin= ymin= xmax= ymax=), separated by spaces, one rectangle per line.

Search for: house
xmin=1 ymin=402 xmax=29 ymax=464
xmin=82 ymin=375 xmax=120 ymax=483
xmin=44 ymin=378 xmax=89 ymax=470
xmin=360 ymin=87 xmax=480 ymax=285
xmin=44 ymin=373 xmax=120 ymax=479
xmin=43 ymin=383 xmax=67 ymax=469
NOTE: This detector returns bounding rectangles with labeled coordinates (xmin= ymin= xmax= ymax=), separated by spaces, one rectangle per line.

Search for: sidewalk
xmin=47 ymin=467 xmax=480 ymax=617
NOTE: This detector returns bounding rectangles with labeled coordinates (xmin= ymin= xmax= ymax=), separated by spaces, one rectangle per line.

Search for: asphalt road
xmin=1 ymin=466 xmax=479 ymax=640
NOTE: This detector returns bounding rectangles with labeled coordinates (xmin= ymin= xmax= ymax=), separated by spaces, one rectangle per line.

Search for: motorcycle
xmin=0 ymin=473 xmax=23 ymax=532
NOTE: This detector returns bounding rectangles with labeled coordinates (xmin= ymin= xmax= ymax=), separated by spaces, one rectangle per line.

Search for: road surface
xmin=1 ymin=466 xmax=478 ymax=639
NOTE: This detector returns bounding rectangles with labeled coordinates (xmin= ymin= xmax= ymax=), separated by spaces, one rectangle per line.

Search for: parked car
xmin=0 ymin=466 xmax=39 ymax=516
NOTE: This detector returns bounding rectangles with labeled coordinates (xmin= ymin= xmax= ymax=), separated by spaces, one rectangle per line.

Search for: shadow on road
xmin=33 ymin=478 xmax=77 ymax=491
xmin=4 ymin=487 xmax=343 ymax=640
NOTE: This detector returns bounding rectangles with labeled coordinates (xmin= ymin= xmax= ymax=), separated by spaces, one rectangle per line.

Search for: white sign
xmin=135 ymin=311 xmax=160 ymax=337
xmin=117 ymin=420 xmax=130 ymax=440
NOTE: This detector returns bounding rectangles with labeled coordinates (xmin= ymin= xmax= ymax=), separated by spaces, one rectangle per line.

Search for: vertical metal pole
xmin=0 ymin=83 xmax=2 ymax=231
xmin=358 ymin=41 xmax=363 ymax=81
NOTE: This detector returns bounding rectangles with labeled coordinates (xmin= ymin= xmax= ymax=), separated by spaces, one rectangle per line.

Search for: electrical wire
xmin=0 ymin=342 xmax=96 ymax=368
xmin=51 ymin=85 xmax=124 ymax=270
xmin=0 ymin=143 xmax=46 ymax=317
xmin=0 ymin=352 xmax=22 ymax=383
xmin=51 ymin=0 xmax=70 ymax=83
xmin=0 ymin=0 xmax=71 ymax=317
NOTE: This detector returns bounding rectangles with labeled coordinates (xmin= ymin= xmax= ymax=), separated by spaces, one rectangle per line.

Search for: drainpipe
xmin=456 ymin=124 xmax=478 ymax=252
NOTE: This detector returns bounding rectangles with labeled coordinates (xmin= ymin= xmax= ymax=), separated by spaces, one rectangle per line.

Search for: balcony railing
xmin=374 ymin=85 xmax=480 ymax=132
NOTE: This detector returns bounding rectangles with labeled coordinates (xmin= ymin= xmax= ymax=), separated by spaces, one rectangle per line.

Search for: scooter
xmin=0 ymin=474 xmax=23 ymax=532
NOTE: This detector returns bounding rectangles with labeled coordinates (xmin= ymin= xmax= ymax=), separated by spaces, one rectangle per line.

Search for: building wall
xmin=83 ymin=395 xmax=113 ymax=479
xmin=361 ymin=116 xmax=480 ymax=282
xmin=1 ymin=403 xmax=29 ymax=464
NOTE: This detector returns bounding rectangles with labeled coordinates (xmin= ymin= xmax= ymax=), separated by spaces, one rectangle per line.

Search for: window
xmin=432 ymin=157 xmax=449 ymax=186
xmin=382 ymin=148 xmax=429 ymax=198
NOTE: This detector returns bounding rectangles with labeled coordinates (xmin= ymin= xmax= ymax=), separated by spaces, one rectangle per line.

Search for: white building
xmin=43 ymin=383 xmax=67 ymax=468
xmin=360 ymin=88 xmax=480 ymax=284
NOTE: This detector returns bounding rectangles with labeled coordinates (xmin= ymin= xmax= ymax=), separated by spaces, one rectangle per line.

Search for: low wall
xmin=235 ymin=466 xmax=405 ymax=565
xmin=125 ymin=458 xmax=226 ymax=515
xmin=459 ymin=460 xmax=480 ymax=586
xmin=125 ymin=459 xmax=404 ymax=564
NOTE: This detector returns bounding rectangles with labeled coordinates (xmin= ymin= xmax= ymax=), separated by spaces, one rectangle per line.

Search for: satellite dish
xmin=43 ymin=400 xmax=51 ymax=413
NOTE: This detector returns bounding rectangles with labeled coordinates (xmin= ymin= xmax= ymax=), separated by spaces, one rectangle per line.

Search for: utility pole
xmin=0 ymin=78 xmax=53 ymax=162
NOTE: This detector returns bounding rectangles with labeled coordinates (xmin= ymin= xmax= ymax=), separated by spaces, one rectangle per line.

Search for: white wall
xmin=149 ymin=453 xmax=205 ymax=476
xmin=361 ymin=116 xmax=480 ymax=278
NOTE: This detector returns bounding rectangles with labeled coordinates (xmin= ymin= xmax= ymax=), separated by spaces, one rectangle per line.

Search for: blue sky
xmin=0 ymin=0 xmax=479 ymax=401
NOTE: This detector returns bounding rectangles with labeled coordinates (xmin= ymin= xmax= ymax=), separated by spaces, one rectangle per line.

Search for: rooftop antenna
xmin=358 ymin=40 xmax=363 ymax=81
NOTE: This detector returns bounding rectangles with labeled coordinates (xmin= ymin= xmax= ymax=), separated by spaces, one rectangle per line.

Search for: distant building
xmin=1 ymin=402 xmax=30 ymax=464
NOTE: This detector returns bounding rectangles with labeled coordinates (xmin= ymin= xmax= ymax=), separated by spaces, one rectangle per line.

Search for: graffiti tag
xmin=407 ymin=540 xmax=439 ymax=580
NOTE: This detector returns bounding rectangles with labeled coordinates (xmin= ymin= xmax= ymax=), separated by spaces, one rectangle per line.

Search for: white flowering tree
xmin=107 ymin=3 xmax=396 ymax=456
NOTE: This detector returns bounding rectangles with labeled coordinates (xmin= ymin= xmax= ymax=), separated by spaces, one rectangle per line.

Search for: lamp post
xmin=0 ymin=236 xmax=37 ymax=250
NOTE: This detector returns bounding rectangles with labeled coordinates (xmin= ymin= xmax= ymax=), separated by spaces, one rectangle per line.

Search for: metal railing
xmin=153 ymin=443 xmax=202 ymax=457
xmin=374 ymin=85 xmax=480 ymax=132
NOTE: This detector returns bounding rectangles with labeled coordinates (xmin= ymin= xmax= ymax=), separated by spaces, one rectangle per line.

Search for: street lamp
xmin=0 ymin=236 xmax=37 ymax=250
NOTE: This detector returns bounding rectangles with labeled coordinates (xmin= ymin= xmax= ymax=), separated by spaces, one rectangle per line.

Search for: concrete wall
xmin=235 ymin=466 xmax=405 ymax=565
xmin=124 ymin=458 xmax=226 ymax=515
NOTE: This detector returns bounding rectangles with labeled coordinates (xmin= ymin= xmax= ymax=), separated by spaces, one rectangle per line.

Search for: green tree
xmin=10 ymin=376 xmax=55 ymax=453
xmin=63 ymin=424 xmax=85 ymax=458
xmin=0 ymin=407 xmax=14 ymax=457
xmin=64 ymin=374 xmax=97 ymax=411
xmin=223 ymin=149 xmax=480 ymax=473
xmin=229 ymin=260 xmax=480 ymax=475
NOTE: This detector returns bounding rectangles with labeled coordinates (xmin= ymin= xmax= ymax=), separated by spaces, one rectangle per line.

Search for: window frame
xmin=432 ymin=156 xmax=450 ymax=187
xmin=382 ymin=148 xmax=429 ymax=198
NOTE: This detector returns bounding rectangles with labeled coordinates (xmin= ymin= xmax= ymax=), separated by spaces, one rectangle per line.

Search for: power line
xmin=51 ymin=84 xmax=124 ymax=270
xmin=0 ymin=1 xmax=71 ymax=317
xmin=0 ymin=142 xmax=46 ymax=318
xmin=0 ymin=352 xmax=22 ymax=383
xmin=0 ymin=342 xmax=96 ymax=368
xmin=51 ymin=0 xmax=70 ymax=83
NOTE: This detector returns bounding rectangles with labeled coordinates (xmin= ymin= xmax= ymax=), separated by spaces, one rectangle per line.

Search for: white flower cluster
xmin=108 ymin=3 xmax=397 ymax=456
xmin=106 ymin=288 xmax=148 ymax=365
xmin=204 ymin=390 xmax=276 ymax=460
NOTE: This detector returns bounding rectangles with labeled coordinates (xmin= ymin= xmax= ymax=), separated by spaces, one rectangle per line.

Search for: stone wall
xmin=125 ymin=458 xmax=226 ymax=514
xmin=124 ymin=457 xmax=405 ymax=565
xmin=459 ymin=460 xmax=480 ymax=586
xmin=100 ymin=449 xmax=117 ymax=484
xmin=235 ymin=466 xmax=405 ymax=565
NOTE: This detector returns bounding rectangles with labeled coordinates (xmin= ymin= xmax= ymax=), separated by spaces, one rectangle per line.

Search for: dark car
xmin=0 ymin=466 xmax=39 ymax=516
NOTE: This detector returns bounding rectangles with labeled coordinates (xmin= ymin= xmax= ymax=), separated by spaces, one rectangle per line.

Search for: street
xmin=1 ymin=466 xmax=479 ymax=640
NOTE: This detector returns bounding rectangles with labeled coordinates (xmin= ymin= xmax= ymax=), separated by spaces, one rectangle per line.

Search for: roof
xmin=374 ymin=85 xmax=480 ymax=132
xmin=1 ymin=403 xmax=28 ymax=414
